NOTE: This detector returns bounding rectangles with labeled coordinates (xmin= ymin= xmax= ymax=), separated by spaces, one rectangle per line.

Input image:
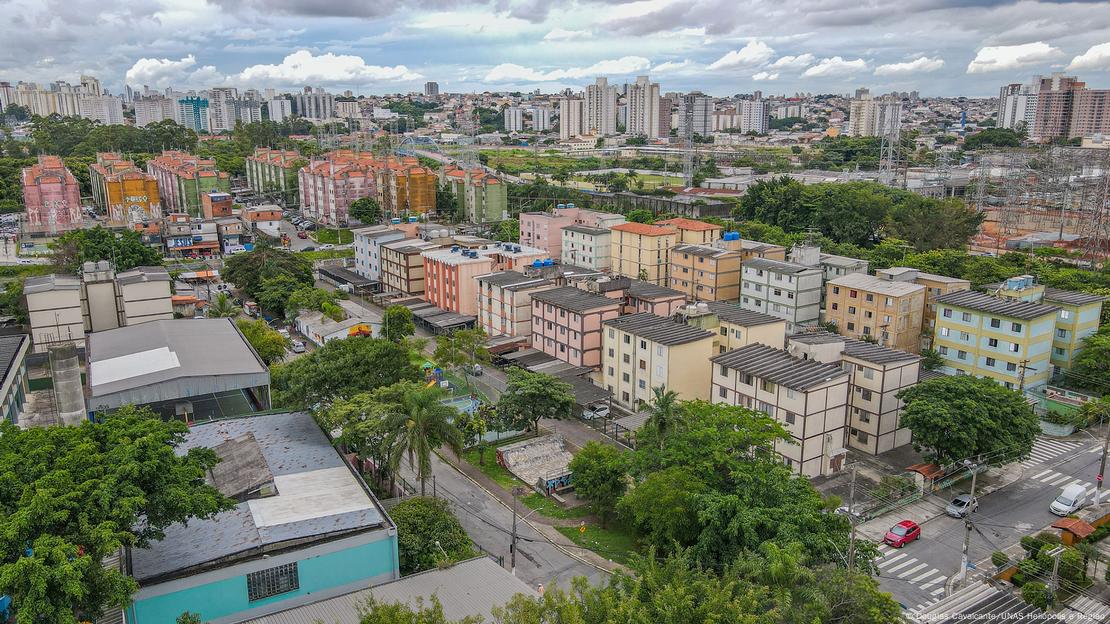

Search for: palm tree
xmin=647 ymin=386 xmax=680 ymax=450
xmin=386 ymin=387 xmax=464 ymax=496
xmin=206 ymin=292 xmax=241 ymax=318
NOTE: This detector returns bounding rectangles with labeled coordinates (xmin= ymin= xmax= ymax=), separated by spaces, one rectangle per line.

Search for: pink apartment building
xmin=585 ymin=277 xmax=689 ymax=315
xmin=22 ymin=155 xmax=82 ymax=234
xmin=423 ymin=242 xmax=548 ymax=315
xmin=475 ymin=271 xmax=556 ymax=337
xmin=530 ymin=286 xmax=621 ymax=368
xmin=298 ymin=155 xmax=376 ymax=227
xmin=519 ymin=203 xmax=626 ymax=259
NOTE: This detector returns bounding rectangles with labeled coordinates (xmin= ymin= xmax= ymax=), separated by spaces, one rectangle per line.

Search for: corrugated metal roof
xmin=934 ymin=290 xmax=1059 ymax=320
xmin=711 ymin=343 xmax=848 ymax=390
xmin=1042 ymin=287 xmax=1107 ymax=307
xmin=531 ymin=286 xmax=619 ymax=313
xmin=743 ymin=258 xmax=819 ymax=275
xmin=828 ymin=272 xmax=925 ymax=296
xmin=626 ymin=280 xmax=685 ymax=300
xmin=603 ymin=312 xmax=714 ymax=346
xmin=789 ymin=330 xmax=919 ymax=364
xmin=475 ymin=270 xmax=550 ymax=289
xmin=704 ymin=301 xmax=783 ymax=327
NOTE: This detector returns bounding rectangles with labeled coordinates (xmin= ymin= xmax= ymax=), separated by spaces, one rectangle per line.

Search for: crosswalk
xmin=1021 ymin=438 xmax=1087 ymax=468
xmin=1025 ymin=469 xmax=1110 ymax=504
xmin=876 ymin=543 xmax=948 ymax=602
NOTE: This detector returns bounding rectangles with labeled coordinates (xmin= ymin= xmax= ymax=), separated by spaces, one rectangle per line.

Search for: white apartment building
xmin=627 ymin=76 xmax=661 ymax=138
xmin=998 ymin=82 xmax=1039 ymax=131
xmin=738 ymin=98 xmax=770 ymax=134
xmin=772 ymin=103 xmax=805 ymax=119
xmin=601 ymin=312 xmax=715 ymax=409
xmin=586 ymin=78 xmax=617 ymax=136
xmin=78 ymin=95 xmax=124 ymax=125
xmin=475 ymin=271 xmax=556 ymax=338
xmin=335 ymin=101 xmax=362 ymax=118
xmin=561 ymin=225 xmax=612 ymax=271
xmin=134 ymin=97 xmax=175 ymax=127
xmin=532 ymin=107 xmax=551 ymax=131
xmin=207 ymin=87 xmax=238 ymax=132
xmin=711 ymin=344 xmax=850 ymax=477
xmin=739 ymin=258 xmax=823 ymax=332
xmin=352 ymin=226 xmax=407 ymax=282
xmin=504 ymin=106 xmax=524 ymax=132
xmin=677 ymin=92 xmax=712 ymax=137
xmin=267 ymin=99 xmax=293 ymax=123
xmin=559 ymin=98 xmax=586 ymax=140
xmin=847 ymin=94 xmax=901 ymax=137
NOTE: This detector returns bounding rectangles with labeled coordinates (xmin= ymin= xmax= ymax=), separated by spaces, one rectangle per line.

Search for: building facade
xmin=89 ymin=153 xmax=162 ymax=226
xmin=146 ymin=151 xmax=230 ymax=216
xmin=245 ymin=148 xmax=302 ymax=199
xmin=627 ymin=76 xmax=662 ymax=138
xmin=422 ymin=244 xmax=548 ymax=316
xmin=601 ymin=312 xmax=715 ymax=409
xmin=609 ymin=222 xmax=677 ymax=286
xmin=824 ymin=273 xmax=926 ymax=353
xmin=558 ymin=98 xmax=586 ymax=140
xmin=739 ymin=258 xmax=823 ymax=332
xmin=380 ymin=238 xmax=439 ymax=295
xmin=475 ymin=271 xmax=556 ymax=338
xmin=561 ymin=225 xmax=612 ymax=271
xmin=669 ymin=244 xmax=741 ymax=302
xmin=353 ymin=226 xmax=407 ymax=282
xmin=586 ymin=77 xmax=618 ymax=136
xmin=530 ymin=287 xmax=621 ymax=368
xmin=21 ymin=155 xmax=83 ymax=234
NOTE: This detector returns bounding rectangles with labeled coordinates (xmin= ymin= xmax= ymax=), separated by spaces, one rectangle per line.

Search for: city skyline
xmin=2 ymin=0 xmax=1110 ymax=97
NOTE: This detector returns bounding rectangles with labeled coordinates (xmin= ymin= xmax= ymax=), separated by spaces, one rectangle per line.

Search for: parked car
xmin=464 ymin=363 xmax=483 ymax=376
xmin=945 ymin=494 xmax=979 ymax=518
xmin=883 ymin=520 xmax=921 ymax=548
xmin=278 ymin=328 xmax=290 ymax=339
xmin=1050 ymin=483 xmax=1089 ymax=516
xmin=582 ymin=404 xmax=610 ymax=420
xmin=319 ymin=243 xmax=335 ymax=250
xmin=290 ymin=340 xmax=306 ymax=354
xmin=297 ymin=231 xmax=308 ymax=239
xmin=302 ymin=246 xmax=315 ymax=252
xmin=834 ymin=506 xmax=866 ymax=522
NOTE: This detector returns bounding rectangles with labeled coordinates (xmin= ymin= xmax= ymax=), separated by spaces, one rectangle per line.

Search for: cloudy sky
xmin=3 ymin=0 xmax=1110 ymax=97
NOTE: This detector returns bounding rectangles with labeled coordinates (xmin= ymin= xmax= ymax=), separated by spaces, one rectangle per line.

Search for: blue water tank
xmin=532 ymin=259 xmax=543 ymax=268
xmin=557 ymin=203 xmax=566 ymax=210
xmin=543 ymin=258 xmax=554 ymax=266
xmin=451 ymin=245 xmax=460 ymax=253
xmin=567 ymin=203 xmax=576 ymax=210
xmin=391 ymin=217 xmax=402 ymax=224
xmin=408 ymin=216 xmax=418 ymax=223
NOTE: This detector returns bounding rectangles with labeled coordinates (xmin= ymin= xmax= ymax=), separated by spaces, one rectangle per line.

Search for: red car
xmin=297 ymin=231 xmax=308 ymax=239
xmin=883 ymin=520 xmax=921 ymax=548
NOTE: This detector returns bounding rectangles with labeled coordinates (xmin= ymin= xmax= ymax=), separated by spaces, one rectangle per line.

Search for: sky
xmin=2 ymin=0 xmax=1110 ymax=98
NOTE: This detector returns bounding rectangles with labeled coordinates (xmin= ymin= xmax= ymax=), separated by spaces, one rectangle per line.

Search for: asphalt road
xmin=875 ymin=433 xmax=1106 ymax=611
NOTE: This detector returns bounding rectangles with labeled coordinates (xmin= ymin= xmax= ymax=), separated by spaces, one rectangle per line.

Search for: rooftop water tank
xmin=408 ymin=216 xmax=418 ymax=223
xmin=532 ymin=259 xmax=543 ymax=268
xmin=557 ymin=204 xmax=566 ymax=210
xmin=697 ymin=302 xmax=710 ymax=313
xmin=567 ymin=203 xmax=576 ymax=210
xmin=543 ymin=258 xmax=554 ymax=266
xmin=451 ymin=245 xmax=460 ymax=253
xmin=391 ymin=218 xmax=402 ymax=224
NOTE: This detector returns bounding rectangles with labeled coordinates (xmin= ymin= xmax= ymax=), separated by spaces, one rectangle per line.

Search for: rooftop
xmin=673 ymin=244 xmax=739 ymax=259
xmin=934 ymin=290 xmax=1059 ymax=320
xmin=820 ymin=253 xmax=870 ymax=268
xmin=704 ymin=301 xmax=785 ymax=327
xmin=743 ymin=257 xmax=820 ymax=275
xmin=115 ymin=266 xmax=171 ymax=286
xmin=531 ymin=286 xmax=619 ymax=313
xmin=626 ymin=279 xmax=685 ymax=300
xmin=130 ymin=412 xmax=386 ymax=583
xmin=23 ymin=273 xmax=81 ymax=294
xmin=475 ymin=270 xmax=552 ymax=290
xmin=0 ymin=334 xmax=28 ymax=383
xmin=789 ymin=330 xmax=920 ymax=365
xmin=1042 ymin=287 xmax=1107 ymax=307
xmin=655 ymin=217 xmax=722 ymax=232
xmin=351 ymin=226 xmax=405 ymax=240
xmin=610 ymin=222 xmax=677 ymax=237
xmin=603 ymin=312 xmax=715 ymax=346
xmin=828 ymin=272 xmax=925 ymax=296
xmin=562 ymin=224 xmax=610 ymax=236
xmin=712 ymin=343 xmax=849 ymax=390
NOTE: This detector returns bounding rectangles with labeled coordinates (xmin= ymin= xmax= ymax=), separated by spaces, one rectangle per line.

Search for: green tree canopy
xmin=349 ymin=197 xmax=382 ymax=225
xmin=568 ymin=441 xmax=627 ymax=527
xmin=383 ymin=384 xmax=464 ymax=496
xmin=898 ymin=375 xmax=1040 ymax=465
xmin=381 ymin=305 xmax=416 ymax=343
xmin=618 ymin=466 xmax=708 ymax=555
xmin=223 ymin=244 xmax=313 ymax=299
xmin=0 ymin=406 xmax=232 ymax=623
xmin=51 ymin=226 xmax=163 ymax=274
xmin=235 ymin=318 xmax=289 ymax=365
xmin=1070 ymin=327 xmax=1110 ymax=394
xmin=496 ymin=369 xmax=575 ymax=431
xmin=256 ymin=273 xmax=305 ymax=317
xmin=206 ymin=292 xmax=241 ymax=318
xmin=889 ymin=195 xmax=985 ymax=252
xmin=390 ymin=497 xmax=474 ymax=575
xmin=271 ymin=336 xmax=420 ymax=407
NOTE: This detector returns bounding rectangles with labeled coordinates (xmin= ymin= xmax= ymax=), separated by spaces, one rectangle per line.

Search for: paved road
xmin=278 ymin=218 xmax=317 ymax=251
xmin=875 ymin=434 xmax=1106 ymax=611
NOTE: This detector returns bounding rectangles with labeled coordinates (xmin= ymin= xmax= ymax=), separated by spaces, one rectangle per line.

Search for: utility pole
xmin=1096 ymin=420 xmax=1110 ymax=505
xmin=1017 ymin=358 xmax=1032 ymax=393
xmin=957 ymin=460 xmax=978 ymax=589
xmin=1047 ymin=546 xmax=1066 ymax=596
xmin=510 ymin=485 xmax=524 ymax=576
xmin=847 ymin=466 xmax=858 ymax=571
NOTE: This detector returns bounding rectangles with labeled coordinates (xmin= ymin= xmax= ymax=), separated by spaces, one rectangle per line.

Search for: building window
xmin=638 ymin=379 xmax=646 ymax=389
xmin=623 ymin=335 xmax=630 ymax=344
xmin=1009 ymin=343 xmax=1019 ymax=353
xmin=608 ymin=367 xmax=614 ymax=376
xmin=863 ymin=368 xmax=874 ymax=380
xmin=1057 ymin=328 xmax=1067 ymax=338
xmin=622 ymin=391 xmax=629 ymax=402
xmin=719 ymin=327 xmax=727 ymax=335
xmin=719 ymin=364 xmax=728 ymax=376
xmin=961 ymin=312 xmax=972 ymax=322
xmin=960 ymin=331 xmax=970 ymax=341
xmin=1060 ymin=310 xmax=1071 ymax=320
xmin=861 ymin=389 xmax=873 ymax=401
xmin=859 ymin=412 xmax=871 ymax=424
xmin=760 ymin=379 xmax=775 ymax=392
xmin=939 ymin=346 xmax=949 ymax=355
xmin=943 ymin=308 xmax=952 ymax=318
xmin=622 ymin=373 xmax=630 ymax=382
xmin=832 ymin=286 xmax=840 ymax=295
xmin=847 ymin=322 xmax=855 ymax=331
xmin=940 ymin=327 xmax=950 ymax=337
xmin=1054 ymin=347 xmax=1066 ymax=356
xmin=786 ymin=388 xmax=796 ymax=399
xmin=857 ymin=430 xmax=869 ymax=444
xmin=623 ymin=354 xmax=630 ymax=364
xmin=985 ymin=357 xmax=995 ymax=367
xmin=848 ymin=306 xmax=857 ymax=315
xmin=990 ymin=318 xmax=1000 ymax=328
xmin=741 ymin=373 xmax=753 ymax=385
xmin=608 ymin=348 xmax=614 ymax=357
xmin=988 ymin=338 xmax=998 ymax=347
xmin=247 ymin=563 xmax=300 ymax=602
xmin=1006 ymin=362 xmax=1017 ymax=372
xmin=608 ymin=328 xmax=615 ymax=338
xmin=865 ymin=293 xmax=874 ymax=302
xmin=639 ymin=340 xmax=647 ymax=349
xmin=719 ymin=386 xmax=727 ymax=398
xmin=1011 ymin=322 xmax=1022 ymax=332
xmin=639 ymin=360 xmax=646 ymax=370
xmin=957 ymin=350 xmax=967 ymax=360
xmin=850 ymin=290 xmax=858 ymax=298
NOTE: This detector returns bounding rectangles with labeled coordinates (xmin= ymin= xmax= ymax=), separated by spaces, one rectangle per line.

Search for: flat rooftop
xmin=130 ymin=412 xmax=387 ymax=583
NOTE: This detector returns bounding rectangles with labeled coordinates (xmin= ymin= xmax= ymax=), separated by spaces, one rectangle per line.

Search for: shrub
xmin=1021 ymin=582 xmax=1052 ymax=611
xmin=991 ymin=551 xmax=1010 ymax=568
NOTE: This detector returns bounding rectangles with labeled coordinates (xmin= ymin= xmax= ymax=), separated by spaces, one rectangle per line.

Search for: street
xmin=874 ymin=434 xmax=1106 ymax=611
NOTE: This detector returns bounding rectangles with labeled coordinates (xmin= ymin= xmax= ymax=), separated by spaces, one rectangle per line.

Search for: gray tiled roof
xmin=743 ymin=258 xmax=819 ymax=275
xmin=562 ymin=224 xmax=609 ymax=236
xmin=0 ymin=334 xmax=27 ymax=383
xmin=788 ymin=330 xmax=920 ymax=364
xmin=1042 ymin=287 xmax=1107 ymax=307
xmin=934 ymin=290 xmax=1059 ymax=320
xmin=531 ymin=286 xmax=619 ymax=312
xmin=116 ymin=266 xmax=171 ymax=285
xmin=603 ymin=312 xmax=714 ymax=346
xmin=712 ymin=343 xmax=848 ymax=390
xmin=705 ymin=301 xmax=783 ymax=327
xmin=476 ymin=270 xmax=550 ymax=289
xmin=626 ymin=280 xmax=685 ymax=300
xmin=673 ymin=244 xmax=737 ymax=259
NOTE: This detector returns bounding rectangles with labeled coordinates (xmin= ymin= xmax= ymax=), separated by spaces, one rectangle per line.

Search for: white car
xmin=319 ymin=244 xmax=335 ymax=250
xmin=582 ymin=404 xmax=610 ymax=420
xmin=278 ymin=328 xmax=291 ymax=339
xmin=290 ymin=340 xmax=306 ymax=354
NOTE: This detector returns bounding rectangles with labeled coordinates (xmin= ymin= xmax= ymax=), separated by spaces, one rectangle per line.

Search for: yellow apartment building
xmin=655 ymin=217 xmax=723 ymax=244
xmin=601 ymin=312 xmax=715 ymax=409
xmin=876 ymin=267 xmax=971 ymax=350
xmin=669 ymin=244 xmax=742 ymax=301
xmin=609 ymin=222 xmax=678 ymax=286
xmin=678 ymin=300 xmax=787 ymax=354
xmin=825 ymin=273 xmax=925 ymax=353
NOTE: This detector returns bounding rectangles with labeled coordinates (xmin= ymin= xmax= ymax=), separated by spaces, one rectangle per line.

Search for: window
xmin=957 ymin=350 xmax=967 ymax=360
xmin=1054 ymin=347 xmax=1065 ymax=356
xmin=848 ymin=306 xmax=857 ymax=315
xmin=247 ymin=563 xmax=299 ymax=602
xmin=622 ymin=391 xmax=629 ymax=402
xmin=608 ymin=367 xmax=614 ymax=376
xmin=657 ymin=345 xmax=664 ymax=356
xmin=960 ymin=331 xmax=970 ymax=341
xmin=638 ymin=379 xmax=646 ymax=389
xmin=863 ymin=368 xmax=874 ymax=380
xmin=961 ymin=312 xmax=972 ymax=322
xmin=990 ymin=318 xmax=1001 ymax=328
xmin=862 ymin=326 xmax=871 ymax=336
xmin=861 ymin=389 xmax=873 ymax=401
xmin=1060 ymin=310 xmax=1071 ymax=320
xmin=832 ymin=286 xmax=840 ymax=294
xmin=985 ymin=357 xmax=995 ymax=367
xmin=857 ymin=430 xmax=869 ymax=444
xmin=623 ymin=335 xmax=630 ymax=344
xmin=639 ymin=360 xmax=646 ymax=370
xmin=639 ymin=340 xmax=647 ymax=349
xmin=831 ymin=303 xmax=839 ymax=311
xmin=1011 ymin=322 xmax=1022 ymax=332
xmin=720 ymin=327 xmax=727 ymax=335
xmin=941 ymin=327 xmax=950 ymax=337
xmin=741 ymin=373 xmax=753 ymax=385
xmin=785 ymin=411 xmax=796 ymax=425
xmin=859 ymin=412 xmax=871 ymax=424
xmin=622 ymin=373 xmax=630 ymax=382
xmin=720 ymin=364 xmax=728 ymax=376
xmin=622 ymin=354 xmax=630 ymax=364
xmin=847 ymin=322 xmax=855 ymax=331
xmin=988 ymin=338 xmax=998 ymax=347
xmin=939 ymin=346 xmax=949 ymax=355
xmin=1009 ymin=343 xmax=1019 ymax=353
xmin=1057 ymin=328 xmax=1067 ymax=338
xmin=719 ymin=386 xmax=727 ymax=398
xmin=850 ymin=290 xmax=858 ymax=298
xmin=943 ymin=308 xmax=952 ymax=318
xmin=1006 ymin=362 xmax=1017 ymax=372
xmin=786 ymin=388 xmax=796 ymax=399
xmin=760 ymin=379 xmax=776 ymax=392
xmin=865 ymin=293 xmax=874 ymax=302
xmin=608 ymin=348 xmax=614 ymax=357
xmin=608 ymin=328 xmax=615 ymax=338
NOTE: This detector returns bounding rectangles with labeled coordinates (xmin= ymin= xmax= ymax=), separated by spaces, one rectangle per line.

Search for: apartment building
xmin=711 ymin=344 xmax=849 ymax=477
xmin=558 ymin=98 xmax=586 ymax=140
xmin=676 ymin=92 xmax=712 ymax=138
xmin=520 ymin=210 xmax=576 ymax=257
xmin=739 ymin=258 xmax=823 ymax=332
xmin=601 ymin=313 xmax=715 ymax=409
xmin=627 ymin=76 xmax=662 ymax=138
xmin=21 ymin=155 xmax=83 ymax=234
xmin=586 ymin=77 xmax=617 ymax=136
xmin=788 ymin=332 xmax=920 ymax=455
xmin=146 ymin=151 xmax=230 ymax=216
xmin=440 ymin=165 xmax=507 ymax=223
xmin=380 ymin=238 xmax=439 ymax=295
xmin=353 ymin=226 xmax=406 ymax=282
xmin=475 ymin=271 xmax=555 ymax=338
xmin=583 ymin=277 xmax=687 ymax=316
xmin=133 ymin=96 xmax=175 ymax=127
xmin=561 ymin=225 xmax=612 ymax=270
xmin=875 ymin=267 xmax=971 ymax=350
xmin=175 ymin=97 xmax=210 ymax=133
xmin=655 ymin=217 xmax=723 ymax=244
xmin=530 ymin=287 xmax=621 ymax=368
xmin=824 ymin=273 xmax=926 ymax=353
xmin=245 ymin=148 xmax=302 ymax=197
xmin=933 ymin=289 xmax=1058 ymax=391
xmin=846 ymin=94 xmax=901 ymax=137
xmin=422 ymin=243 xmax=548 ymax=315
xmin=89 ymin=153 xmax=162 ymax=226
xmin=1042 ymin=288 xmax=1105 ymax=371
xmin=734 ymin=237 xmax=787 ymax=261
xmin=610 ymin=222 xmax=677 ymax=286
xmin=299 ymin=153 xmax=376 ymax=227
xmin=677 ymin=300 xmax=787 ymax=354
xmin=669 ymin=244 xmax=741 ymax=301
xmin=376 ymin=158 xmax=437 ymax=216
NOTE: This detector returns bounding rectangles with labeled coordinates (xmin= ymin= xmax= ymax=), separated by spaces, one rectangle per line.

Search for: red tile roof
xmin=610 ymin=222 xmax=677 ymax=236
xmin=656 ymin=217 xmax=722 ymax=231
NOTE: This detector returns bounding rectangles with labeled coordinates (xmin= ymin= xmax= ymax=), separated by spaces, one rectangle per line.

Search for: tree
xmin=382 ymin=305 xmax=416 ymax=343
xmin=271 ymin=336 xmax=421 ymax=407
xmin=898 ymin=375 xmax=1040 ymax=465
xmin=454 ymin=402 xmax=491 ymax=465
xmin=256 ymin=273 xmax=304 ymax=317
xmin=223 ymin=244 xmax=313 ymax=299
xmin=493 ymin=219 xmax=519 ymax=242
xmin=645 ymin=386 xmax=680 ymax=449
xmin=496 ymin=369 xmax=575 ymax=432
xmin=390 ymin=497 xmax=475 ymax=575
xmin=919 ymin=348 xmax=945 ymax=371
xmin=206 ymin=292 xmax=241 ymax=318
xmin=964 ymin=128 xmax=1024 ymax=150
xmin=176 ymin=613 xmax=203 ymax=624
xmin=349 ymin=197 xmax=381 ymax=225
xmin=1070 ymin=328 xmax=1110 ymax=394
xmin=3 ymin=104 xmax=31 ymax=122
xmin=619 ymin=466 xmax=708 ymax=553
xmin=433 ymin=328 xmax=489 ymax=389
xmin=285 ymin=286 xmax=339 ymax=320
xmin=385 ymin=385 xmax=464 ymax=496
xmin=889 ymin=196 xmax=985 ymax=252
xmin=627 ymin=208 xmax=654 ymax=223
xmin=0 ymin=406 xmax=232 ymax=623
xmin=568 ymin=442 xmax=626 ymax=527
xmin=51 ymin=226 xmax=162 ymax=274
xmin=235 ymin=318 xmax=289 ymax=365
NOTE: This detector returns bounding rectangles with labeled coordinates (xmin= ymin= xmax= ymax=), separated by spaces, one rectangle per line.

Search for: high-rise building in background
xmin=504 ymin=106 xmax=524 ymax=132
xmin=847 ymin=93 xmax=901 ymax=137
xmin=175 ymin=97 xmax=210 ymax=133
xmin=294 ymin=90 xmax=334 ymax=120
xmin=738 ymin=98 xmax=770 ymax=134
xmin=80 ymin=75 xmax=102 ymax=96
xmin=586 ymin=77 xmax=617 ymax=136
xmin=235 ymin=99 xmax=263 ymax=125
xmin=627 ymin=75 xmax=661 ymax=138
xmin=998 ymin=82 xmax=1039 ymax=132
xmin=1020 ymin=73 xmax=1110 ymax=142
xmin=267 ymin=98 xmax=293 ymax=123
xmin=559 ymin=98 xmax=586 ymax=140
xmin=677 ymin=91 xmax=712 ymax=137
xmin=656 ymin=97 xmax=671 ymax=138
xmin=207 ymin=87 xmax=238 ymax=132
xmin=78 ymin=95 xmax=124 ymax=125
xmin=424 ymin=81 xmax=439 ymax=96
xmin=532 ymin=106 xmax=551 ymax=132
xmin=134 ymin=96 xmax=175 ymax=127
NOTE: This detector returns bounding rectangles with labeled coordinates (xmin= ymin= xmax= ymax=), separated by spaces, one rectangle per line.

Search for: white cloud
xmin=769 ymin=53 xmax=815 ymax=70
xmin=801 ymin=56 xmax=868 ymax=77
xmin=966 ymin=41 xmax=1062 ymax=74
xmin=1067 ymin=42 xmax=1110 ymax=71
xmin=126 ymin=55 xmax=201 ymax=87
xmin=652 ymin=59 xmax=693 ymax=73
xmin=706 ymin=41 xmax=775 ymax=71
xmin=752 ymin=71 xmax=779 ymax=81
xmin=483 ymin=56 xmax=651 ymax=82
xmin=236 ymin=50 xmax=421 ymax=86
xmin=543 ymin=28 xmax=590 ymax=41
xmin=874 ymin=56 xmax=945 ymax=76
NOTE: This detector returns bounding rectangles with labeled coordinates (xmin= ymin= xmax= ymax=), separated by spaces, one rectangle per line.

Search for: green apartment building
xmin=245 ymin=148 xmax=303 ymax=201
xmin=441 ymin=166 xmax=507 ymax=223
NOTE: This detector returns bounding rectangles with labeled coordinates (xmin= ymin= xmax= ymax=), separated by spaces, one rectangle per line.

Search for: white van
xmin=1050 ymin=483 xmax=1089 ymax=516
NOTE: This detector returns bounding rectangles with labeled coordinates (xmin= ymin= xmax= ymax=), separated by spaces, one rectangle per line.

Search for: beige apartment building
xmin=609 ymin=222 xmax=678 ymax=286
xmin=824 ymin=273 xmax=925 ymax=353
xmin=475 ymin=271 xmax=555 ymax=338
xmin=788 ymin=331 xmax=921 ymax=455
xmin=678 ymin=301 xmax=787 ymax=353
xmin=531 ymin=287 xmax=621 ymax=368
xmin=601 ymin=312 xmax=715 ymax=409
xmin=669 ymin=244 xmax=742 ymax=301
xmin=876 ymin=267 xmax=971 ymax=350
xmin=380 ymin=238 xmax=439 ymax=295
xmin=655 ymin=217 xmax=722 ymax=244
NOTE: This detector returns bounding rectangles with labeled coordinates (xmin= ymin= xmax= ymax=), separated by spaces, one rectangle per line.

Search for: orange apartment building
xmin=825 ymin=272 xmax=926 ymax=353
xmin=669 ymin=244 xmax=742 ymax=301
xmin=380 ymin=237 xmax=440 ymax=295
xmin=376 ymin=157 xmax=437 ymax=216
xmin=422 ymin=242 xmax=548 ymax=315
xmin=89 ymin=153 xmax=162 ymax=226
xmin=876 ymin=267 xmax=972 ymax=350
xmin=610 ymin=222 xmax=678 ymax=286
xmin=475 ymin=271 xmax=556 ymax=337
xmin=655 ymin=217 xmax=723 ymax=244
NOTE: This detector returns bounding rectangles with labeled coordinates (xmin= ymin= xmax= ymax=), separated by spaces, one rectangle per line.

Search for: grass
xmin=460 ymin=446 xmax=526 ymax=491
xmin=521 ymin=493 xmax=591 ymax=520
xmin=556 ymin=523 xmax=638 ymax=565
xmin=313 ymin=228 xmax=354 ymax=244
xmin=299 ymin=249 xmax=354 ymax=262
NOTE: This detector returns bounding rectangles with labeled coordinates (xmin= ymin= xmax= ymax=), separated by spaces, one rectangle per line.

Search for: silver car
xmin=945 ymin=494 xmax=979 ymax=518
